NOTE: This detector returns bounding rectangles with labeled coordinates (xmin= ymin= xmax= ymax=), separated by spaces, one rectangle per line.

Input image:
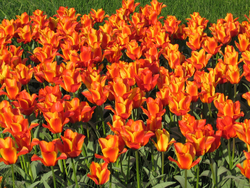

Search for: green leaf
xmin=218 ymin=166 xmax=229 ymax=176
xmin=151 ymin=181 xmax=176 ymax=188
xmin=174 ymin=175 xmax=192 ymax=188
xmin=193 ymin=111 xmax=201 ymax=120
xmin=26 ymin=181 xmax=40 ymax=188
xmin=30 ymin=161 xmax=42 ymax=181
xmin=200 ymin=170 xmax=211 ymax=179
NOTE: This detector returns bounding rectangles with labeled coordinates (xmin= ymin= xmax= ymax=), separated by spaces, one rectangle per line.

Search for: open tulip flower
xmin=54 ymin=129 xmax=85 ymax=158
xmin=87 ymin=162 xmax=110 ymax=185
xmin=151 ymin=129 xmax=175 ymax=152
xmin=0 ymin=137 xmax=29 ymax=165
xmin=120 ymin=119 xmax=155 ymax=150
xmin=31 ymin=140 xmax=67 ymax=166
xmin=236 ymin=151 xmax=250 ymax=179
xmin=95 ymin=134 xmax=127 ymax=163
xmin=168 ymin=142 xmax=201 ymax=170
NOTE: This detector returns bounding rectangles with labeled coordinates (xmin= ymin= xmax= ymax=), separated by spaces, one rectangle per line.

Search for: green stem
xmin=196 ymin=164 xmax=199 ymax=188
xmin=63 ymin=159 xmax=71 ymax=185
xmin=161 ymin=152 xmax=164 ymax=180
xmin=100 ymin=105 xmax=106 ymax=136
xmin=71 ymin=158 xmax=79 ymax=188
xmin=126 ymin=150 xmax=131 ymax=185
xmin=151 ymin=143 xmax=155 ymax=171
xmin=11 ymin=164 xmax=15 ymax=188
xmin=81 ymin=143 xmax=89 ymax=167
xmin=26 ymin=84 xmax=30 ymax=95
xmin=234 ymin=84 xmax=237 ymax=102
xmin=209 ymin=153 xmax=217 ymax=188
xmin=51 ymin=166 xmax=57 ymax=188
xmin=26 ymin=155 xmax=34 ymax=182
xmin=185 ymin=169 xmax=187 ymax=188
xmin=228 ymin=139 xmax=232 ymax=170
xmin=135 ymin=150 xmax=141 ymax=188
xmin=22 ymin=155 xmax=28 ymax=175
xmin=232 ymin=138 xmax=235 ymax=168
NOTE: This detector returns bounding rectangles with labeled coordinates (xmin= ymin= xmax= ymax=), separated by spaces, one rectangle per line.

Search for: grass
xmin=0 ymin=0 xmax=249 ymax=24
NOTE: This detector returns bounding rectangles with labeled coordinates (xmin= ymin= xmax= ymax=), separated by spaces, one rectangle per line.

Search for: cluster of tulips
xmin=1 ymin=0 xmax=250 ymax=187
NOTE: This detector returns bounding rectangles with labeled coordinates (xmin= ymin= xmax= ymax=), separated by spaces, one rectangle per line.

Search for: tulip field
xmin=1 ymin=0 xmax=250 ymax=187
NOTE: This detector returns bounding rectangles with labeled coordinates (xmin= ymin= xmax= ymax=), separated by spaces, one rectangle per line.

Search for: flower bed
xmin=0 ymin=0 xmax=250 ymax=187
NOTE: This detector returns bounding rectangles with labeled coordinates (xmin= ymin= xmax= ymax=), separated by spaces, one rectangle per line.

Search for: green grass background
xmin=0 ymin=0 xmax=249 ymax=24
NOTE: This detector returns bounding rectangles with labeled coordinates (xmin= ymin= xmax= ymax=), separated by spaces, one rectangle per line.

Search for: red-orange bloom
xmin=12 ymin=90 xmax=37 ymax=116
xmin=0 ymin=137 xmax=28 ymax=165
xmin=202 ymin=36 xmax=222 ymax=55
xmin=126 ymin=40 xmax=143 ymax=60
xmin=236 ymin=151 xmax=250 ymax=179
xmin=214 ymin=93 xmax=244 ymax=120
xmin=64 ymin=98 xmax=95 ymax=123
xmin=242 ymin=92 xmax=250 ymax=107
xmin=54 ymin=129 xmax=85 ymax=158
xmin=31 ymin=140 xmax=67 ymax=166
xmin=151 ymin=129 xmax=175 ymax=152
xmin=134 ymin=67 xmax=159 ymax=92
xmin=168 ymin=142 xmax=201 ymax=170
xmin=87 ymin=162 xmax=110 ymax=185
xmin=234 ymin=119 xmax=250 ymax=151
xmin=95 ymin=135 xmax=127 ymax=163
xmin=120 ymin=119 xmax=154 ymax=150
xmin=42 ymin=111 xmax=69 ymax=134
xmin=185 ymin=126 xmax=216 ymax=156
xmin=141 ymin=97 xmax=165 ymax=119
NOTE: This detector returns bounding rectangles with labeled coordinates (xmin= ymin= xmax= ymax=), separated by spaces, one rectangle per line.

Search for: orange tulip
xmin=151 ymin=129 xmax=175 ymax=152
xmin=202 ymin=36 xmax=222 ymax=55
xmin=235 ymin=33 xmax=250 ymax=52
xmin=0 ymin=137 xmax=29 ymax=165
xmin=141 ymin=97 xmax=165 ymax=119
xmin=216 ymin=116 xmax=237 ymax=139
xmin=168 ymin=142 xmax=201 ymax=170
xmin=242 ymin=92 xmax=250 ymax=107
xmin=134 ymin=67 xmax=159 ymax=92
xmin=179 ymin=114 xmax=206 ymax=137
xmin=42 ymin=111 xmax=69 ymax=134
xmin=64 ymin=98 xmax=95 ymax=123
xmin=214 ymin=93 xmax=244 ymax=120
xmin=87 ymin=162 xmax=110 ymax=185
xmin=12 ymin=89 xmax=37 ymax=116
xmin=54 ymin=129 xmax=85 ymax=158
xmin=186 ymin=49 xmax=212 ymax=70
xmin=234 ymin=119 xmax=250 ymax=151
xmin=95 ymin=135 xmax=127 ymax=163
xmin=31 ymin=140 xmax=67 ymax=166
xmin=185 ymin=127 xmax=216 ymax=156
xmin=126 ymin=40 xmax=143 ymax=60
xmin=168 ymin=91 xmax=192 ymax=116
xmin=236 ymin=151 xmax=250 ymax=179
xmin=120 ymin=119 xmax=154 ymax=149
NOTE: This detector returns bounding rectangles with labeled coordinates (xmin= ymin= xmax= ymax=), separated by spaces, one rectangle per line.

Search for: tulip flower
xmin=31 ymin=140 xmax=67 ymax=166
xmin=0 ymin=137 xmax=29 ymax=165
xmin=54 ymin=129 xmax=85 ymax=158
xmin=120 ymin=119 xmax=154 ymax=150
xmin=141 ymin=97 xmax=165 ymax=119
xmin=42 ymin=111 xmax=69 ymax=134
xmin=236 ymin=151 xmax=250 ymax=179
xmin=151 ymin=129 xmax=175 ymax=152
xmin=234 ymin=119 xmax=250 ymax=151
xmin=12 ymin=89 xmax=38 ymax=116
xmin=87 ymin=162 xmax=110 ymax=185
xmin=185 ymin=128 xmax=216 ymax=156
xmin=168 ymin=142 xmax=201 ymax=170
xmin=95 ymin=135 xmax=127 ymax=163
